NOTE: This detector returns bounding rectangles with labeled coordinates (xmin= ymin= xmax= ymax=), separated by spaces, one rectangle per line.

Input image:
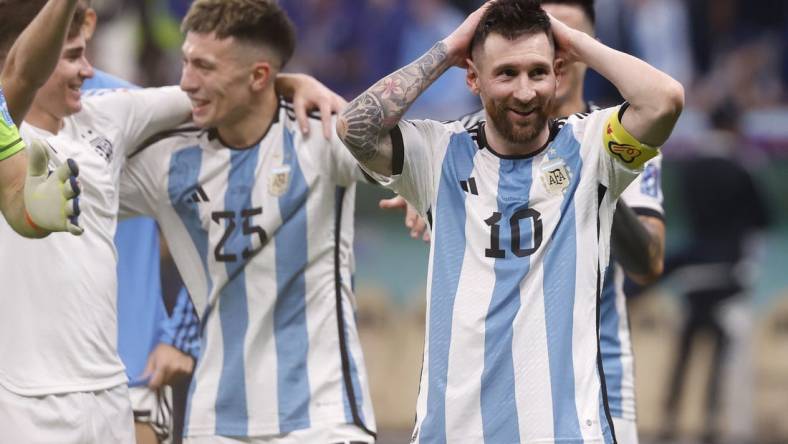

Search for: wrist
xmin=439 ymin=38 xmax=465 ymax=66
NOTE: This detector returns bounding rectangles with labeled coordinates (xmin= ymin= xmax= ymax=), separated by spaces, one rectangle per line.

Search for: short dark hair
xmin=541 ymin=0 xmax=595 ymax=26
xmin=0 ymin=0 xmax=88 ymax=62
xmin=470 ymin=0 xmax=554 ymax=57
xmin=181 ymin=0 xmax=296 ymax=68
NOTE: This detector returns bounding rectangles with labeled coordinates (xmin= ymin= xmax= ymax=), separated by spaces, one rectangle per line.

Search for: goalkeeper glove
xmin=24 ymin=139 xmax=83 ymax=235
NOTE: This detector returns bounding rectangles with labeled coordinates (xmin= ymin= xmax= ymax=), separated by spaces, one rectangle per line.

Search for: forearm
xmin=569 ymin=32 xmax=684 ymax=146
xmin=0 ymin=152 xmax=46 ymax=238
xmin=1 ymin=0 xmax=79 ymax=122
xmin=337 ymin=41 xmax=452 ymax=174
xmin=610 ymin=202 xmax=664 ymax=284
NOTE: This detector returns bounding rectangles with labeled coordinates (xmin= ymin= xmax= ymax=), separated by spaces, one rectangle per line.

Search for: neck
xmin=485 ymin=121 xmax=551 ymax=157
xmin=550 ymin=87 xmax=586 ymax=118
xmin=216 ymin=87 xmax=278 ymax=148
xmin=25 ymin=103 xmax=63 ymax=134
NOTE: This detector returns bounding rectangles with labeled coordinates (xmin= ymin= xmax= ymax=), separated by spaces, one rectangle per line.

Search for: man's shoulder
xmin=127 ymin=124 xmax=204 ymax=161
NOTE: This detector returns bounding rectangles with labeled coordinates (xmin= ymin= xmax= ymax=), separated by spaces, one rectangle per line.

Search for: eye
xmin=499 ymin=68 xmax=517 ymax=78
xmin=531 ymin=68 xmax=548 ymax=79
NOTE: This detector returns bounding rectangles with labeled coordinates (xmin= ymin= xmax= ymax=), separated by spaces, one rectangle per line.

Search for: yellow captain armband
xmin=602 ymin=104 xmax=659 ymax=169
xmin=0 ymin=87 xmax=26 ymax=161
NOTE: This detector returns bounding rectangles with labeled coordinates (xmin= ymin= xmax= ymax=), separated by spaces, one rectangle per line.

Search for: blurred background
xmin=85 ymin=0 xmax=788 ymax=443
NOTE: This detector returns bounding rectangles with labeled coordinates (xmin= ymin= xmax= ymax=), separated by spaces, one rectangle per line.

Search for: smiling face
xmin=468 ymin=31 xmax=557 ymax=147
xmin=34 ymin=33 xmax=94 ymax=120
xmin=179 ymin=31 xmax=263 ymax=130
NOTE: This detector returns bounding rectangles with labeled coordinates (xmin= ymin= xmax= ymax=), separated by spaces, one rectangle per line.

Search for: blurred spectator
xmin=282 ymin=0 xmax=363 ymax=97
xmin=398 ymin=0 xmax=478 ymax=119
xmin=354 ymin=0 xmax=408 ymax=90
xmin=659 ymin=102 xmax=772 ymax=444
xmin=628 ymin=0 xmax=694 ymax=88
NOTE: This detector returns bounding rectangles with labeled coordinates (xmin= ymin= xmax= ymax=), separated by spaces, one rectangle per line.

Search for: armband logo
xmin=607 ymin=142 xmax=642 ymax=164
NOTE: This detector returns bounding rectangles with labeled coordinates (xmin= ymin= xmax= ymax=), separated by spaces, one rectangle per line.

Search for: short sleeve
xmin=0 ymin=87 xmax=24 ymax=161
xmin=580 ymin=105 xmax=643 ymax=199
xmin=619 ymin=154 xmax=664 ymax=219
xmin=86 ymin=86 xmax=192 ymax=157
xmin=119 ymin=142 xmax=162 ymax=219
xmin=358 ymin=119 xmax=456 ymax=215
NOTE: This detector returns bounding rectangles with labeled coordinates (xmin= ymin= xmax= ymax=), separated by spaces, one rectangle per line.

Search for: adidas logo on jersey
xmin=186 ymin=185 xmax=210 ymax=203
xmin=460 ymin=177 xmax=479 ymax=195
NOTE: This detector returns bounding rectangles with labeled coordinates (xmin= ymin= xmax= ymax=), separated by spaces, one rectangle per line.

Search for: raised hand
xmin=24 ymin=139 xmax=83 ymax=235
xmin=276 ymin=73 xmax=347 ymax=139
xmin=547 ymin=13 xmax=583 ymax=66
xmin=443 ymin=1 xmax=493 ymax=68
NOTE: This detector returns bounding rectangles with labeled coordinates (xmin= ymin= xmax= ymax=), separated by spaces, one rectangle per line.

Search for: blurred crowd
xmin=87 ymin=0 xmax=788 ymax=117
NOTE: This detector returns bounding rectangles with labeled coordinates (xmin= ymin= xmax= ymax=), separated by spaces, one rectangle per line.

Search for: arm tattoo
xmin=338 ymin=41 xmax=451 ymax=163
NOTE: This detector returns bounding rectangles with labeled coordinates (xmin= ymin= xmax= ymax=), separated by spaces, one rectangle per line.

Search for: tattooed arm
xmin=336 ymin=3 xmax=491 ymax=176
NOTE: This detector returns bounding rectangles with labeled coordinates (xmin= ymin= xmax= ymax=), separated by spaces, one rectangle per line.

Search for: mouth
xmin=507 ymin=107 xmax=535 ymax=120
xmin=190 ymin=97 xmax=210 ymax=112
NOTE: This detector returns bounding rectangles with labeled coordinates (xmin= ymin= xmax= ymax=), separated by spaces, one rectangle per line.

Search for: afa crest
xmin=268 ymin=165 xmax=291 ymax=196
xmin=540 ymin=157 xmax=571 ymax=195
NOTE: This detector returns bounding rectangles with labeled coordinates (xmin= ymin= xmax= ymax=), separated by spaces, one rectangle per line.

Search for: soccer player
xmin=0 ymin=0 xmax=83 ymax=237
xmin=336 ymin=1 xmax=684 ymax=443
xmin=0 ymin=2 xmax=194 ymax=442
xmin=119 ymin=1 xmax=377 ymax=443
xmin=451 ymin=3 xmax=666 ymax=443
xmin=77 ymin=5 xmax=201 ymax=442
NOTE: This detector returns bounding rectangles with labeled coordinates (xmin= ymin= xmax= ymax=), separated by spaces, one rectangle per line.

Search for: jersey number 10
xmin=484 ymin=208 xmax=543 ymax=259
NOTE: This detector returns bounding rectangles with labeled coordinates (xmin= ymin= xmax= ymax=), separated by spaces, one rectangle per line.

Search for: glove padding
xmin=24 ymin=139 xmax=83 ymax=235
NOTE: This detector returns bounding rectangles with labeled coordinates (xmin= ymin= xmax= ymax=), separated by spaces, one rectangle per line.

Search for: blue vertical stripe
xmin=542 ymin=126 xmax=584 ymax=439
xmin=274 ymin=128 xmax=311 ymax=433
xmin=167 ymin=146 xmax=210 ymax=434
xmin=600 ymin=265 xmax=623 ymax=417
xmin=419 ymin=133 xmax=478 ymax=444
xmin=214 ymin=146 xmax=261 ymax=435
xmin=480 ymin=158 xmax=536 ymax=443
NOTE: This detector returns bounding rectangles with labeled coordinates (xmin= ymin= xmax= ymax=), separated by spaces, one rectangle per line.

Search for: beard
xmin=484 ymin=97 xmax=551 ymax=146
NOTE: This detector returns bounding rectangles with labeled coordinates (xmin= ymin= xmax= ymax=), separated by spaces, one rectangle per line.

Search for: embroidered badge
xmin=268 ymin=165 xmax=291 ymax=196
xmin=540 ymin=157 xmax=571 ymax=195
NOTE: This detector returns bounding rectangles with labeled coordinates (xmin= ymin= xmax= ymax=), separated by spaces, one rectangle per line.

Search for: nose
xmin=180 ymin=64 xmax=198 ymax=93
xmin=513 ymin=78 xmax=537 ymax=104
xmin=79 ymin=56 xmax=94 ymax=80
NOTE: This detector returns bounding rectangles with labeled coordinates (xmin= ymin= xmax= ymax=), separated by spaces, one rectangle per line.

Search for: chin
xmin=66 ymin=102 xmax=83 ymax=116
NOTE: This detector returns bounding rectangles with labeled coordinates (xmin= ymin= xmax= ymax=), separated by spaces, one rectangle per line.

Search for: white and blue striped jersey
xmin=367 ymin=106 xmax=641 ymax=444
xmin=119 ymin=101 xmax=376 ymax=438
xmin=460 ymin=108 xmax=664 ymax=425
xmin=600 ymin=155 xmax=663 ymax=422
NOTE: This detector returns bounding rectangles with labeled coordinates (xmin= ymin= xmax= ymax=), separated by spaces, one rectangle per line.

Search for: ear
xmin=553 ymin=57 xmax=565 ymax=90
xmin=82 ymin=9 xmax=97 ymax=40
xmin=466 ymin=59 xmax=481 ymax=96
xmin=250 ymin=61 xmax=273 ymax=92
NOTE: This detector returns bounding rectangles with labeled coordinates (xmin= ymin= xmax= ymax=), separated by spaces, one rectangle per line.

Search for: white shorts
xmin=0 ymin=382 xmax=134 ymax=444
xmin=184 ymin=423 xmax=375 ymax=444
xmin=129 ymin=385 xmax=173 ymax=441
xmin=612 ymin=416 xmax=639 ymax=444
